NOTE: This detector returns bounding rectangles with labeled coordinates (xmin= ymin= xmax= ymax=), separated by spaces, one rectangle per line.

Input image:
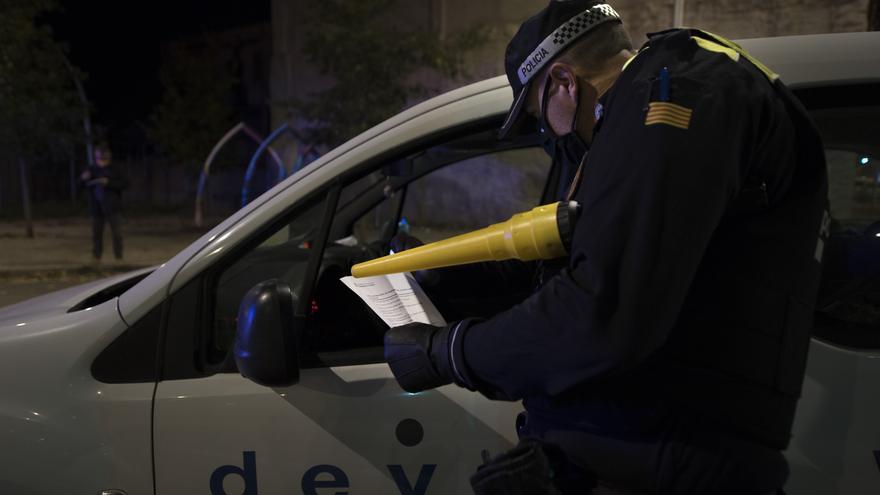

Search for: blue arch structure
xmin=291 ymin=142 xmax=321 ymax=175
xmin=194 ymin=122 xmax=284 ymax=226
xmin=240 ymin=123 xmax=321 ymax=207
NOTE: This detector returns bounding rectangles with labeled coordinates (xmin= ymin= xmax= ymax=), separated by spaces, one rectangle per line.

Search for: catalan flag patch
xmin=645 ymin=101 xmax=692 ymax=130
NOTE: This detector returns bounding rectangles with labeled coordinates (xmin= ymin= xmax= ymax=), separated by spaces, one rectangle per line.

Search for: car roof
xmin=119 ymin=32 xmax=880 ymax=324
xmin=737 ymin=32 xmax=880 ymax=87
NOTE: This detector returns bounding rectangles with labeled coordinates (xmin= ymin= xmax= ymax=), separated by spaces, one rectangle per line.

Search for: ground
xmin=0 ymin=216 xmax=208 ymax=308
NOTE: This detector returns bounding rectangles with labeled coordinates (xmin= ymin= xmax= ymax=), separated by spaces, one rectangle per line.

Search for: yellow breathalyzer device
xmin=351 ymin=201 xmax=580 ymax=278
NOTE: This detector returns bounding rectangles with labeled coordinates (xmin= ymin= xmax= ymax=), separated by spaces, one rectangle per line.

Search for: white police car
xmin=0 ymin=32 xmax=878 ymax=494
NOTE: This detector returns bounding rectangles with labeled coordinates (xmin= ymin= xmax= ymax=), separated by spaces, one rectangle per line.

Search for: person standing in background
xmin=81 ymin=143 xmax=127 ymax=262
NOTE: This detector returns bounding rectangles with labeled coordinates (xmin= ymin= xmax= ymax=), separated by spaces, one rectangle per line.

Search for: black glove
xmin=384 ymin=322 xmax=467 ymax=393
xmin=470 ymin=439 xmax=565 ymax=495
xmin=388 ymin=231 xmax=423 ymax=253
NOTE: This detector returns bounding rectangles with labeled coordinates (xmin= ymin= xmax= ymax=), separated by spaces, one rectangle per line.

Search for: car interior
xmin=210 ymin=122 xmax=552 ymax=369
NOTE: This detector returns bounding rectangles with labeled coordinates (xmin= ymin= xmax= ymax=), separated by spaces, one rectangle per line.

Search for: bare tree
xmin=0 ymin=0 xmax=84 ymax=237
xmin=294 ymin=0 xmax=487 ymax=148
xmin=149 ymin=46 xmax=237 ymax=171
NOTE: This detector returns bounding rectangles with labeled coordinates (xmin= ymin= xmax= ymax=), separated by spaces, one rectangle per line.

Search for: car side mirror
xmin=234 ymin=279 xmax=301 ymax=387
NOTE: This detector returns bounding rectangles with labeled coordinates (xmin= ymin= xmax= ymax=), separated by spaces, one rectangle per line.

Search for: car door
xmin=784 ymin=82 xmax=880 ymax=494
xmin=152 ymin=124 xmax=553 ymax=494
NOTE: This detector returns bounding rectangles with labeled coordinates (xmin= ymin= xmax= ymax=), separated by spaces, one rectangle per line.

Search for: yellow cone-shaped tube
xmin=351 ymin=202 xmax=578 ymax=278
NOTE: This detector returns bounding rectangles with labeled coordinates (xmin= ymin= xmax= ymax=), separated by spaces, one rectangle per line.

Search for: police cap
xmin=500 ymin=1 xmax=622 ymax=139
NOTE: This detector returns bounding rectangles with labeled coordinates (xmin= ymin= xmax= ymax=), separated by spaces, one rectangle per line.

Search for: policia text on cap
xmin=381 ymin=1 xmax=828 ymax=493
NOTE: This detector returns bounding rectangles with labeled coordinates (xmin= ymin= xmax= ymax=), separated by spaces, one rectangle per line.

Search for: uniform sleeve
xmin=427 ymin=259 xmax=537 ymax=299
xmin=459 ymin=70 xmax=759 ymax=400
xmin=420 ymin=260 xmax=538 ymax=322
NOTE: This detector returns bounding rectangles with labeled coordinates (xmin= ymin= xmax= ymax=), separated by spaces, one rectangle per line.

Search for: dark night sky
xmin=49 ymin=0 xmax=269 ymax=138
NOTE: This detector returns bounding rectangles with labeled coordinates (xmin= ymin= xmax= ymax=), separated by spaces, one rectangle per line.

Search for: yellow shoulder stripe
xmin=692 ymin=36 xmax=740 ymax=63
xmin=694 ymin=30 xmax=779 ymax=82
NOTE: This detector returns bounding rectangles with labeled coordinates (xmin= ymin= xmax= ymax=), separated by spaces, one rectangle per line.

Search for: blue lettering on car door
xmin=209 ymin=452 xmax=438 ymax=494
xmin=301 ymin=465 xmax=350 ymax=495
xmin=387 ymin=464 xmax=436 ymax=495
xmin=210 ymin=451 xmax=258 ymax=495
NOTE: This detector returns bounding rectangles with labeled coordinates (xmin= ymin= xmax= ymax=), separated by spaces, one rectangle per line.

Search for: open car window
xmin=305 ymin=132 xmax=551 ymax=364
xmin=402 ymin=147 xmax=550 ymax=242
xmin=204 ymin=122 xmax=551 ymax=370
xmin=210 ymin=196 xmax=328 ymax=367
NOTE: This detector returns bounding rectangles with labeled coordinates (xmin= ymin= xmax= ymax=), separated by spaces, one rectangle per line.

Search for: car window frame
xmin=305 ymin=130 xmax=550 ymax=363
xmin=157 ymin=116 xmax=552 ymax=379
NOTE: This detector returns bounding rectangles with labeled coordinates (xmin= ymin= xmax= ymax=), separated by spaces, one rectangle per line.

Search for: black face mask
xmin=539 ymin=79 xmax=589 ymax=200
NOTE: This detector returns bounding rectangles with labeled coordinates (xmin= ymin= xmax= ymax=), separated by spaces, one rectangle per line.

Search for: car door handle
xmin=101 ymin=490 xmax=127 ymax=495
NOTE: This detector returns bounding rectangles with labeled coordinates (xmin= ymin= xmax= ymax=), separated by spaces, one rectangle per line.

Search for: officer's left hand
xmin=388 ymin=232 xmax=423 ymax=253
xmin=386 ymin=233 xmax=444 ymax=289
xmin=384 ymin=322 xmax=457 ymax=393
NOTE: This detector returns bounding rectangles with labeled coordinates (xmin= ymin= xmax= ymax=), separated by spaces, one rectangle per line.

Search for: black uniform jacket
xmin=454 ymin=29 xmax=828 ymax=450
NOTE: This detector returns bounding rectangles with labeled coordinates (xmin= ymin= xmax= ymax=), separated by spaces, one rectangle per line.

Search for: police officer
xmin=384 ymin=1 xmax=828 ymax=493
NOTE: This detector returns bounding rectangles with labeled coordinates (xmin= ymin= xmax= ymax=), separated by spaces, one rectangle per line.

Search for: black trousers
xmin=522 ymin=413 xmax=788 ymax=495
xmin=91 ymin=200 xmax=123 ymax=260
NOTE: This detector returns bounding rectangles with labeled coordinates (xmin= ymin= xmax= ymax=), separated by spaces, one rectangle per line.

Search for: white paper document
xmin=340 ymin=272 xmax=446 ymax=328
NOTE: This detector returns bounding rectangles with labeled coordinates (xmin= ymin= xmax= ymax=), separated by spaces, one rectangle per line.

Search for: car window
xmin=305 ymin=142 xmax=551 ymax=360
xmin=402 ymin=147 xmax=551 ymax=242
xmin=350 ymin=173 xmax=402 ymax=248
xmin=802 ymin=83 xmax=880 ymax=348
xmin=826 ymin=149 xmax=879 ymax=225
xmin=209 ymin=196 xmax=328 ymax=365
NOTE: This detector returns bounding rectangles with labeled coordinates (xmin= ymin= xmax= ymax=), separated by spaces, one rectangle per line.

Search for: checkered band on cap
xmin=517 ymin=3 xmax=621 ymax=85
